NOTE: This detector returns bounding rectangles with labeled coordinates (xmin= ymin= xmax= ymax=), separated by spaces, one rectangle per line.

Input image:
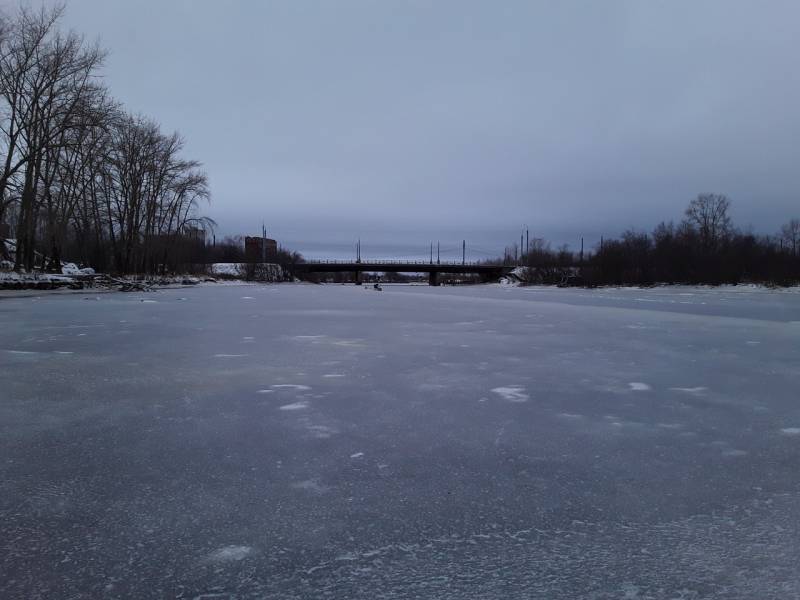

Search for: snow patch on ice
xmin=670 ymin=386 xmax=707 ymax=394
xmin=628 ymin=382 xmax=651 ymax=391
xmin=350 ymin=452 xmax=364 ymax=458
xmin=279 ymin=401 xmax=309 ymax=411
xmin=722 ymin=449 xmax=748 ymax=457
xmin=271 ymin=384 xmax=311 ymax=391
xmin=306 ymin=424 xmax=337 ymax=438
xmin=323 ymin=373 xmax=345 ymax=378
xmin=333 ymin=339 xmax=365 ymax=347
xmin=206 ymin=545 xmax=254 ymax=563
xmin=780 ymin=427 xmax=800 ymax=435
xmin=291 ymin=479 xmax=328 ymax=494
xmin=214 ymin=353 xmax=248 ymax=358
xmin=256 ymin=389 xmax=274 ymax=394
xmin=491 ymin=386 xmax=529 ymax=402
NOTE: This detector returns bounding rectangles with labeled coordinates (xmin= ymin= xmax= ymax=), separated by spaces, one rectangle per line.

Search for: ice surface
xmin=1 ymin=283 xmax=800 ymax=598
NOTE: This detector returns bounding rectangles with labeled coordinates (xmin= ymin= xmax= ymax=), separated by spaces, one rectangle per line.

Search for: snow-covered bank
xmin=211 ymin=262 xmax=286 ymax=282
xmin=0 ymin=270 xmax=85 ymax=290
xmin=0 ymin=262 xmax=288 ymax=292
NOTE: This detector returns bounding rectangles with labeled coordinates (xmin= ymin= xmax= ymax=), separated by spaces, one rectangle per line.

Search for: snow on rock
xmin=60 ymin=262 xmax=95 ymax=275
xmin=211 ymin=262 xmax=245 ymax=277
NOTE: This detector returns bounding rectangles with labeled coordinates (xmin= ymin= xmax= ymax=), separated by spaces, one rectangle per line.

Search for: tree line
xmin=0 ymin=5 xmax=212 ymax=274
xmin=514 ymin=194 xmax=800 ymax=286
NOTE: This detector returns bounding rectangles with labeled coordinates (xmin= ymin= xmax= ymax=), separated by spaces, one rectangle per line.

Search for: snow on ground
xmin=1 ymin=283 xmax=800 ymax=598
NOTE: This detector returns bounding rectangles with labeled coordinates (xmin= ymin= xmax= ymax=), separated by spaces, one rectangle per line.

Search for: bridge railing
xmin=300 ymin=259 xmax=496 ymax=267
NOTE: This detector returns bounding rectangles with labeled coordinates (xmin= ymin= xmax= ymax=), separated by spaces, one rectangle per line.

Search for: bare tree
xmin=1 ymin=4 xmax=105 ymax=269
xmin=684 ymin=193 xmax=732 ymax=250
xmin=0 ymin=4 xmax=214 ymax=275
xmin=780 ymin=218 xmax=800 ymax=255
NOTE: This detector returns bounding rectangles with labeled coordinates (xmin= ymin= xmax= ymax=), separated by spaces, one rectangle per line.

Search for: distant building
xmin=182 ymin=226 xmax=206 ymax=245
xmin=245 ymin=236 xmax=278 ymax=262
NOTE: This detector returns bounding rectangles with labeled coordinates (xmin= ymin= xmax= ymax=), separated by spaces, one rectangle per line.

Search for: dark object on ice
xmin=373 ymin=283 xmax=382 ymax=291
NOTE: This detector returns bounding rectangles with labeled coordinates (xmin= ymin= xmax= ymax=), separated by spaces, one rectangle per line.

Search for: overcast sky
xmin=39 ymin=1 xmax=800 ymax=255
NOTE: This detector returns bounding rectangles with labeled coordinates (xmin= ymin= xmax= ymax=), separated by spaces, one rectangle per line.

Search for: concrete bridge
xmin=286 ymin=260 xmax=514 ymax=286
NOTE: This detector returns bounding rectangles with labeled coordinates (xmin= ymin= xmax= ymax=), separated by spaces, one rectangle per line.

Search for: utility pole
xmin=580 ymin=237 xmax=584 ymax=264
xmin=520 ymin=232 xmax=524 ymax=263
xmin=526 ymin=229 xmax=529 ymax=254
xmin=600 ymin=236 xmax=604 ymax=252
xmin=462 ymin=240 xmax=465 ymax=265
xmin=262 ymin=222 xmax=267 ymax=264
xmin=357 ymin=238 xmax=361 ymax=263
xmin=430 ymin=242 xmax=433 ymax=264
xmin=437 ymin=241 xmax=440 ymax=265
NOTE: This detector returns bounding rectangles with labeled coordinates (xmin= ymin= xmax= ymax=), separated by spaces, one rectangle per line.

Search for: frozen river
xmin=1 ymin=283 xmax=799 ymax=599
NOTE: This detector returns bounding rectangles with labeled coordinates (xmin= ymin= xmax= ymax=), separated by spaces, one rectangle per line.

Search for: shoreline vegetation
xmin=0 ymin=5 xmax=214 ymax=276
xmin=506 ymin=195 xmax=800 ymax=288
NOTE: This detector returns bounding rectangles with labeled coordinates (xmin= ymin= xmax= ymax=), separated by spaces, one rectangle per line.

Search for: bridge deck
xmin=288 ymin=261 xmax=512 ymax=274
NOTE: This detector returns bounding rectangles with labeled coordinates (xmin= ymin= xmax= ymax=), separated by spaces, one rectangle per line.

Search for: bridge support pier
xmin=354 ymin=270 xmax=361 ymax=285
xmin=429 ymin=271 xmax=439 ymax=286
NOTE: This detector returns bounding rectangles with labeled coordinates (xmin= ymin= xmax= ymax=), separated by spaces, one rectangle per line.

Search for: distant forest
xmin=0 ymin=5 xmax=213 ymax=274
xmin=513 ymin=194 xmax=800 ymax=287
